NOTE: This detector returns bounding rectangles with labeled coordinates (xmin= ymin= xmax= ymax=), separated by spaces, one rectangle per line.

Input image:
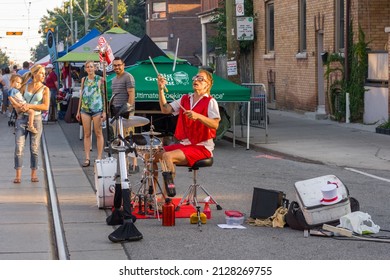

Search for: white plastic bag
xmin=339 ymin=211 xmax=380 ymax=235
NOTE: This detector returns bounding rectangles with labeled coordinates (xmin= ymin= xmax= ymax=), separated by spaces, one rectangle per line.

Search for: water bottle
xmin=162 ymin=198 xmax=175 ymax=226
xmin=203 ymin=202 xmax=211 ymax=219
xmin=101 ymin=118 xmax=106 ymax=129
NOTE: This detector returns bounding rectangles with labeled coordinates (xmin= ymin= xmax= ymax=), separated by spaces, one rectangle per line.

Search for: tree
xmin=31 ymin=0 xmax=146 ymax=61
xmin=124 ymin=0 xmax=146 ymax=37
xmin=0 ymin=49 xmax=10 ymax=69
xmin=210 ymin=0 xmax=254 ymax=55
xmin=32 ymin=42 xmax=49 ymax=61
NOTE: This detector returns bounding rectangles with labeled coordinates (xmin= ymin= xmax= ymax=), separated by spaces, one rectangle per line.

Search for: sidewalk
xmin=225 ymin=109 xmax=390 ymax=171
xmin=0 ymin=116 xmax=52 ymax=260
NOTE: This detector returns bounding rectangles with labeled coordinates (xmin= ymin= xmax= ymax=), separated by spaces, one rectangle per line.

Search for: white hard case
xmin=294 ymin=175 xmax=351 ymax=225
xmin=94 ymin=157 xmax=117 ymax=209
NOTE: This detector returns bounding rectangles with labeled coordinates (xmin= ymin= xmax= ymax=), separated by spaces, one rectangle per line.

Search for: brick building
xmin=145 ymin=0 xmax=203 ymax=65
xmin=253 ymin=0 xmax=390 ymax=117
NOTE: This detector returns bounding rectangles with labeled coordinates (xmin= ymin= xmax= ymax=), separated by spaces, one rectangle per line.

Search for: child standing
xmin=8 ymin=74 xmax=38 ymax=134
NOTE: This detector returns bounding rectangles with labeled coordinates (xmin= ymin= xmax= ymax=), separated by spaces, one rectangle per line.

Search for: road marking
xmin=345 ymin=167 xmax=390 ymax=183
xmin=253 ymin=154 xmax=282 ymax=160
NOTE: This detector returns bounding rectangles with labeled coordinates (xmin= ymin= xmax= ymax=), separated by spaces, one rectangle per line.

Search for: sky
xmin=0 ymin=0 xmax=64 ymax=66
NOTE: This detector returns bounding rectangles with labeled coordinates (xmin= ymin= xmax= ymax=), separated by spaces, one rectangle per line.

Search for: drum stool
xmin=176 ymin=158 xmax=222 ymax=228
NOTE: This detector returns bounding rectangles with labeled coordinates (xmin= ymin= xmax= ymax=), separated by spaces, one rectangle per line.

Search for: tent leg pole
xmin=233 ymin=104 xmax=236 ymax=148
xmin=247 ymin=101 xmax=250 ymax=150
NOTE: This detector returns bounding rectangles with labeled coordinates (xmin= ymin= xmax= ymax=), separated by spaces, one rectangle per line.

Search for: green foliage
xmin=124 ymin=0 xmax=146 ymax=37
xmin=345 ymin=25 xmax=368 ymax=122
xmin=378 ymin=119 xmax=390 ymax=129
xmin=210 ymin=1 xmax=227 ymax=55
xmin=324 ymin=24 xmax=368 ymax=122
xmin=32 ymin=43 xmax=49 ymax=62
xmin=32 ymin=0 xmax=145 ymax=61
xmin=210 ymin=0 xmax=254 ymax=55
xmin=0 ymin=49 xmax=10 ymax=69
xmin=324 ymin=52 xmax=345 ymax=120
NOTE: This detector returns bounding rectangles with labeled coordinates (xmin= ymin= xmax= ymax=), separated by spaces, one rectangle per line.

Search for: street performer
xmin=155 ymin=69 xmax=220 ymax=191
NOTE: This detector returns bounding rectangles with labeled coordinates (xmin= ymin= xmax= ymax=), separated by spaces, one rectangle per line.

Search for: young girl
xmin=8 ymin=74 xmax=38 ymax=133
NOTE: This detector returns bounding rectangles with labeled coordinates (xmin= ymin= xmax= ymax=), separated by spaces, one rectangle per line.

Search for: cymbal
xmin=111 ymin=116 xmax=150 ymax=128
xmin=141 ymin=131 xmax=162 ymax=136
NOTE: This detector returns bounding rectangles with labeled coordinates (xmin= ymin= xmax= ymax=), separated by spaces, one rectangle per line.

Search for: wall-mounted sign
xmin=236 ymin=2 xmax=244 ymax=16
xmin=227 ymin=60 xmax=238 ymax=76
xmin=237 ymin=17 xmax=254 ymax=41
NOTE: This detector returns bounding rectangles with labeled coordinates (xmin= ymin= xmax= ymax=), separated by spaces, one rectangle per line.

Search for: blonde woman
xmin=76 ymin=61 xmax=106 ymax=167
xmin=13 ymin=65 xmax=50 ymax=183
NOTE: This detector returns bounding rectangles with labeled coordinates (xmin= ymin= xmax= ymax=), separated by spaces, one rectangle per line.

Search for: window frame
xmin=335 ymin=0 xmax=345 ymax=52
xmin=266 ymin=1 xmax=275 ymax=53
xmin=152 ymin=1 xmax=167 ymax=19
xmin=299 ymin=0 xmax=307 ymax=53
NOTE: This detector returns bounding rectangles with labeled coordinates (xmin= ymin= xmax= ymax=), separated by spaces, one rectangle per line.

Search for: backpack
xmin=285 ymin=197 xmax=360 ymax=231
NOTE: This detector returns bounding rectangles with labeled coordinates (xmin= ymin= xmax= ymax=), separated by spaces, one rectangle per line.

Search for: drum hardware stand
xmin=196 ymin=206 xmax=202 ymax=232
xmin=132 ymin=120 xmax=165 ymax=219
xmin=106 ymin=110 xmax=142 ymax=242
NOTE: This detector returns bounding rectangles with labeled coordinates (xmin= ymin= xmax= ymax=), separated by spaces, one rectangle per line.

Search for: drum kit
xmin=103 ymin=111 xmax=165 ymax=220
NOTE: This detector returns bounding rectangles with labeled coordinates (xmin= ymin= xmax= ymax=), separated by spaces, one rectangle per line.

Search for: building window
xmin=155 ymin=41 xmax=168 ymax=50
xmin=266 ymin=1 xmax=275 ymax=52
xmin=335 ymin=0 xmax=345 ymax=52
xmin=152 ymin=2 xmax=167 ymax=19
xmin=299 ymin=0 xmax=307 ymax=52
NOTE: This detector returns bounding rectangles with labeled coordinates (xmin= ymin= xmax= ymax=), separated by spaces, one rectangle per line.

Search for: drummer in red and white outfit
xmin=155 ymin=69 xmax=220 ymax=187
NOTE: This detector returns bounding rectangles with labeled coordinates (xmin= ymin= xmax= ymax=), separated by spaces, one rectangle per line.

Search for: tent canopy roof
xmin=57 ymin=28 xmax=101 ymax=58
xmin=107 ymin=56 xmax=250 ymax=102
xmin=121 ymin=34 xmax=168 ymax=66
xmin=57 ymin=27 xmax=139 ymax=62
xmin=34 ymin=54 xmax=51 ymax=66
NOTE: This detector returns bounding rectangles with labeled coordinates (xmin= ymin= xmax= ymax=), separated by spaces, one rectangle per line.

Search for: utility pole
xmin=84 ymin=0 xmax=89 ymax=33
xmin=113 ymin=0 xmax=118 ymax=25
xmin=226 ymin=0 xmax=241 ymax=84
xmin=225 ymin=0 xmax=241 ymax=132
xmin=69 ymin=0 xmax=74 ymax=44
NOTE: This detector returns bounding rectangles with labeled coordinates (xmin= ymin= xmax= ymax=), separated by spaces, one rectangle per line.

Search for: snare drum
xmin=135 ymin=135 xmax=162 ymax=156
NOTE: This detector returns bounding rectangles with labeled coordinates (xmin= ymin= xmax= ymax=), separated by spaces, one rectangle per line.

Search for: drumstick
xmin=163 ymin=160 xmax=168 ymax=172
xmin=167 ymin=94 xmax=187 ymax=112
xmin=149 ymin=56 xmax=168 ymax=92
xmin=159 ymin=159 xmax=165 ymax=172
xmin=159 ymin=159 xmax=167 ymax=172
xmin=162 ymin=159 xmax=169 ymax=172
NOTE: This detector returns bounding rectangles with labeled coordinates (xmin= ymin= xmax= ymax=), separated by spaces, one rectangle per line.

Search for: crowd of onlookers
xmin=0 ymin=61 xmax=85 ymax=120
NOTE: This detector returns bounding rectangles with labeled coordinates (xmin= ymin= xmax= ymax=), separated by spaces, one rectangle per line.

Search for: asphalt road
xmin=59 ymin=120 xmax=390 ymax=260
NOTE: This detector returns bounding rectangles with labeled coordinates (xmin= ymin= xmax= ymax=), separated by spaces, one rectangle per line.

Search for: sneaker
xmin=26 ymin=126 xmax=38 ymax=134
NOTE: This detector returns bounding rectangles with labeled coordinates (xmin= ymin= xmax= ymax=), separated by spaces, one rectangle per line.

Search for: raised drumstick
xmin=149 ymin=56 xmax=168 ymax=92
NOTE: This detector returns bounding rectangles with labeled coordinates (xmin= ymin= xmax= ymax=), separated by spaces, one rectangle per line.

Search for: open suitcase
xmin=94 ymin=157 xmax=117 ymax=209
xmin=294 ymin=175 xmax=351 ymax=226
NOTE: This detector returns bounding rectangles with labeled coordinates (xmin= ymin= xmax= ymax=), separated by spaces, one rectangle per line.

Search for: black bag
xmin=250 ymin=188 xmax=289 ymax=219
xmin=285 ymin=201 xmax=311 ymax=230
xmin=285 ymin=197 xmax=360 ymax=231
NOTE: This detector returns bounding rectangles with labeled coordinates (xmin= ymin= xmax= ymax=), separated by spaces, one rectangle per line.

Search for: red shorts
xmin=163 ymin=144 xmax=211 ymax=167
